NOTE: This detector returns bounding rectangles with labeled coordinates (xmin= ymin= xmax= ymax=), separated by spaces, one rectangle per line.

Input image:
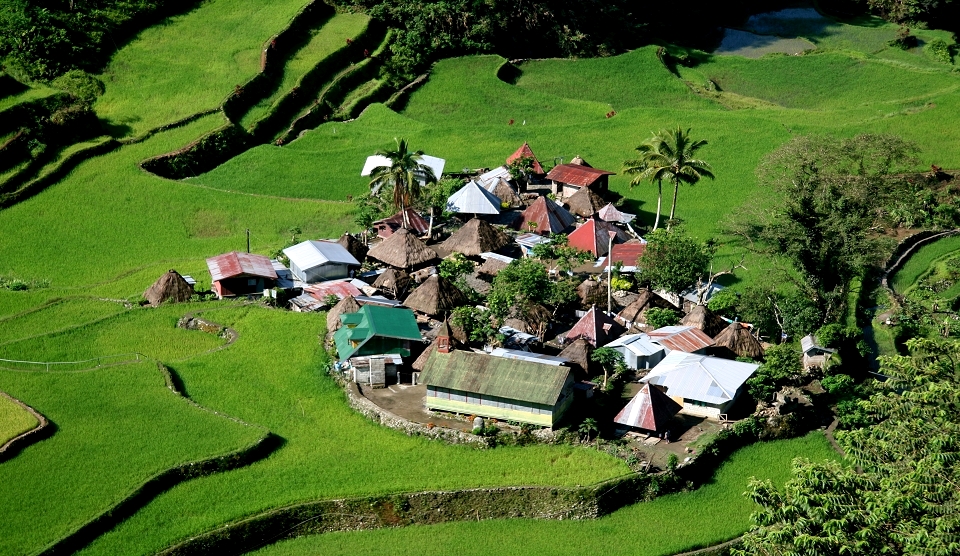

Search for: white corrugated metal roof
xmin=283 ymin=240 xmax=360 ymax=270
xmin=479 ymin=252 xmax=515 ymax=264
xmin=360 ymin=154 xmax=445 ymax=182
xmin=515 ymin=233 xmax=550 ymax=248
xmin=478 ymin=166 xmax=512 ymax=190
xmin=603 ymin=333 xmax=664 ymax=356
xmin=446 ymin=180 xmax=501 ymax=214
xmin=488 ymin=347 xmax=569 ymax=366
xmin=682 ymin=282 xmax=725 ymax=304
xmin=641 ymin=351 xmax=758 ymax=405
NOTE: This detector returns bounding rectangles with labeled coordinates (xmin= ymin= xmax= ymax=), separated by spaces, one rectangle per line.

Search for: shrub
xmin=707 ymin=288 xmax=738 ymax=317
xmin=925 ymin=38 xmax=952 ymax=64
xmin=645 ymin=307 xmax=679 ymax=330
xmin=610 ymin=275 xmax=633 ymax=292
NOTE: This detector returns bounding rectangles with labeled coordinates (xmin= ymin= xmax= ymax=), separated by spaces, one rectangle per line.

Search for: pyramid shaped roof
xmin=614 ymin=384 xmax=682 ymax=432
xmin=372 ymin=208 xmax=431 ymax=238
xmin=506 ymin=142 xmax=544 ymax=174
xmin=565 ymin=186 xmax=607 ymax=218
xmin=565 ymin=306 xmax=625 ymax=347
xmin=681 ymin=305 xmax=728 ymax=338
xmin=520 ymin=196 xmax=575 ymax=234
xmin=441 ymin=218 xmax=511 ymax=256
xmin=402 ymin=274 xmax=468 ymax=316
xmin=567 ymin=217 xmax=629 ymax=257
xmin=143 ymin=270 xmax=194 ymax=307
xmin=367 ymin=228 xmax=438 ymax=269
xmin=336 ymin=233 xmax=368 ymax=262
xmin=598 ymin=203 xmax=635 ymax=224
xmin=446 ymin=180 xmax=502 ymax=215
xmin=712 ymin=322 xmax=765 ymax=359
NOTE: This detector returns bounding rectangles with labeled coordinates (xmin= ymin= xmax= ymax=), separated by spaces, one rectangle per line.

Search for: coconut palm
xmin=624 ymin=127 xmax=714 ymax=230
xmin=623 ymin=139 xmax=665 ymax=230
xmin=368 ymin=138 xmax=437 ymax=228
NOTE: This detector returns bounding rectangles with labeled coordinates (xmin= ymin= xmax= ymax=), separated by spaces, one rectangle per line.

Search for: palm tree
xmin=368 ymin=138 xmax=437 ymax=229
xmin=578 ymin=418 xmax=598 ymax=442
xmin=623 ymin=127 xmax=714 ymax=230
xmin=623 ymin=139 xmax=665 ymax=231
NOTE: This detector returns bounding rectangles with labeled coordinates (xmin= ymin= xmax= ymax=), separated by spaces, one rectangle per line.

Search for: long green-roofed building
xmin=420 ymin=349 xmax=575 ymax=427
xmin=333 ymin=305 xmax=422 ymax=360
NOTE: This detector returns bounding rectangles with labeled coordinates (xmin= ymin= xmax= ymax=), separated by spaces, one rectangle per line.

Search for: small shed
xmin=545 ymin=163 xmax=615 ymax=198
xmin=477 ymin=252 xmax=513 ymax=277
xmin=206 ymin=251 xmax=278 ymax=299
xmin=642 ymin=351 xmax=758 ymax=419
xmin=801 ymin=334 xmax=835 ymax=369
xmin=711 ymin=322 xmax=765 ymax=360
xmin=367 ymin=228 xmax=438 ymax=269
xmin=565 ymin=306 xmax=624 ymax=347
xmin=567 ymin=217 xmax=629 ymax=257
xmin=440 ymin=218 xmax=511 ymax=256
xmin=519 ymin=196 xmax=576 ymax=235
xmin=446 ymin=180 xmax=502 ymax=215
xmin=402 ymin=274 xmax=468 ymax=317
xmin=143 ymin=270 xmax=194 ymax=307
xmin=290 ymin=293 xmax=326 ymax=313
xmin=565 ymin=186 xmax=607 ymax=218
xmin=602 ymin=333 xmax=665 ymax=370
xmin=614 ymin=384 xmax=682 ymax=433
xmin=283 ymin=240 xmax=361 ymax=283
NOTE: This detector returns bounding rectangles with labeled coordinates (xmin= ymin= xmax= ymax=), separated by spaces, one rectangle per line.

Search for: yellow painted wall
xmin=425 ymin=398 xmax=554 ymax=427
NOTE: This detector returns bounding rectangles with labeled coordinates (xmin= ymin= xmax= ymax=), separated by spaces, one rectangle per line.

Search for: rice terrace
xmin=1 ymin=0 xmax=959 ymax=555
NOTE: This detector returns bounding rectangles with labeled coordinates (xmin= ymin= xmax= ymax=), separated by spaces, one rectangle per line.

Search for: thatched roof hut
xmin=577 ymin=279 xmax=607 ymax=308
xmin=143 ymin=270 xmax=194 ymax=307
xmin=336 ymin=232 xmax=368 ymax=263
xmin=372 ymin=268 xmax=412 ymax=297
xmin=326 ymin=295 xmax=361 ymax=333
xmin=504 ymin=303 xmax=552 ymax=337
xmin=681 ymin=305 xmax=727 ymax=338
xmin=491 ymin=178 xmax=522 ymax=208
xmin=477 ymin=257 xmax=508 ymax=278
xmin=618 ymin=289 xmax=679 ymax=325
xmin=559 ymin=338 xmax=596 ymax=376
xmin=712 ymin=322 xmax=765 ymax=360
xmin=402 ymin=274 xmax=468 ymax=316
xmin=565 ymin=186 xmax=606 ymax=218
xmin=367 ymin=228 xmax=438 ymax=269
xmin=440 ymin=218 xmax=510 ymax=257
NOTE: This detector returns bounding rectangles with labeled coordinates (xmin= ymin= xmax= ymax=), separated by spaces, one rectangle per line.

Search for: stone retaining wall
xmin=0 ymin=390 xmax=53 ymax=463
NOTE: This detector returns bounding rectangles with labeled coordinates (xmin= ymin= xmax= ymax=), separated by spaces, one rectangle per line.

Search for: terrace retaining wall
xmin=0 ymin=390 xmax=53 ymax=463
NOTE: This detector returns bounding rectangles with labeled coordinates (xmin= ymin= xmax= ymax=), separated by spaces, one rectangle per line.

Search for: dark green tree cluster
xmin=737 ymin=337 xmax=960 ymax=555
xmin=636 ymin=227 xmax=712 ymax=295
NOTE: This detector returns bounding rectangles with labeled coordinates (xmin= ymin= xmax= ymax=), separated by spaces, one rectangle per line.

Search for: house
xmin=440 ymin=218 xmax=510 ymax=256
xmin=614 ymin=384 xmax=682 ymax=433
xmin=206 ymin=251 xmax=278 ymax=299
xmin=545 ymin=163 xmax=615 ymax=198
xmin=565 ymin=306 xmax=624 ymax=347
xmin=367 ymin=228 xmax=438 ymax=269
xmin=372 ymin=208 xmax=431 ymax=238
xmin=641 ymin=351 xmax=758 ymax=419
xmin=283 ymin=240 xmax=360 ymax=283
xmin=680 ymin=305 xmax=727 ymax=338
xmin=603 ymin=240 xmax=647 ymax=273
xmin=477 ymin=166 xmax=513 ymax=190
xmin=567 ymin=216 xmax=629 ymax=257
xmin=602 ymin=333 xmax=665 ymax=370
xmin=648 ymin=325 xmax=714 ymax=354
xmin=617 ymin=289 xmax=679 ymax=327
xmin=506 ymin=142 xmax=545 ymax=175
xmin=515 ymin=232 xmax=551 ymax=257
xmin=519 ymin=196 xmax=575 ymax=235
xmin=402 ymin=274 xmax=468 ymax=317
xmin=361 ymin=153 xmax=445 ymax=183
xmin=801 ymin=334 xmax=835 ymax=369
xmin=420 ymin=343 xmax=575 ymax=427
xmin=446 ymin=180 xmax=502 ymax=215
xmin=711 ymin=322 xmax=765 ymax=360
xmin=333 ymin=305 xmax=422 ymax=360
xmin=303 ymin=278 xmax=364 ymax=302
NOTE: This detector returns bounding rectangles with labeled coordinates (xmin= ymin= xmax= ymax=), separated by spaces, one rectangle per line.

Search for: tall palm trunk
xmin=653 ymin=179 xmax=663 ymax=231
xmin=668 ymin=178 xmax=679 ymax=229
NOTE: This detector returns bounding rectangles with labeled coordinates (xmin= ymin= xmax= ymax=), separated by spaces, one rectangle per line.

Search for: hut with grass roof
xmin=710 ymin=322 xmax=765 ymax=360
xmin=336 ymin=232 xmax=368 ymax=263
xmin=372 ymin=268 xmax=412 ymax=298
xmin=367 ymin=228 xmax=438 ymax=270
xmin=491 ymin=178 xmax=522 ymax=208
xmin=504 ymin=303 xmax=552 ymax=338
xmin=617 ymin=289 xmax=679 ymax=327
xmin=327 ymin=295 xmax=361 ymax=333
xmin=477 ymin=254 xmax=511 ymax=278
xmin=144 ymin=270 xmax=194 ymax=307
xmin=559 ymin=338 xmax=596 ymax=377
xmin=565 ymin=186 xmax=607 ymax=218
xmin=681 ymin=305 xmax=727 ymax=338
xmin=402 ymin=274 xmax=467 ymax=317
xmin=440 ymin=218 xmax=510 ymax=257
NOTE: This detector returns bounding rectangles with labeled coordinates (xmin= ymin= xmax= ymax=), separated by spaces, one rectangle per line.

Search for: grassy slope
xmin=249 ymin=433 xmax=838 ymax=556
xmin=94 ymin=0 xmax=313 ymax=137
xmin=0 ymin=298 xmax=127 ymax=344
xmin=891 ymin=235 xmax=960 ymax=293
xmin=78 ymin=306 xmax=628 ymax=556
xmin=0 ymin=393 xmax=38 ymax=446
xmin=239 ymin=13 xmax=371 ymax=128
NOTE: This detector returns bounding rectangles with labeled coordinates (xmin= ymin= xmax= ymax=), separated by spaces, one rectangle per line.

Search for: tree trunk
xmin=653 ymin=179 xmax=662 ymax=231
xmin=668 ymin=179 xmax=679 ymax=229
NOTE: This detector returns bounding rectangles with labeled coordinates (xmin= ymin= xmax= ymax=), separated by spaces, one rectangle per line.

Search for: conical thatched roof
xmin=372 ymin=268 xmax=412 ymax=297
xmin=336 ymin=232 xmax=368 ymax=263
xmin=577 ymin=279 xmax=607 ymax=307
xmin=712 ymin=322 xmax=765 ymax=360
xmin=402 ymin=274 xmax=468 ymax=316
xmin=477 ymin=257 xmax=508 ymax=278
xmin=559 ymin=338 xmax=596 ymax=376
xmin=618 ymin=289 xmax=679 ymax=324
xmin=326 ymin=295 xmax=361 ymax=333
xmin=504 ymin=303 xmax=552 ymax=336
xmin=570 ymin=155 xmax=592 ymax=167
xmin=565 ymin=186 xmax=606 ymax=218
xmin=681 ymin=305 xmax=727 ymax=338
xmin=491 ymin=178 xmax=522 ymax=207
xmin=440 ymin=218 xmax=510 ymax=256
xmin=367 ymin=228 xmax=438 ymax=269
xmin=143 ymin=270 xmax=194 ymax=307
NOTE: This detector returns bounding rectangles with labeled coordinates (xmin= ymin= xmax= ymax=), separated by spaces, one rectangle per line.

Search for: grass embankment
xmin=0 ymin=298 xmax=128 ymax=345
xmin=890 ymin=235 xmax=960 ymax=294
xmin=0 ymin=304 xmax=265 ymax=555
xmin=94 ymin=0 xmax=315 ymax=137
xmin=0 ymin=394 xmax=38 ymax=446
xmin=249 ymin=433 xmax=838 ymax=556
xmin=78 ymin=305 xmax=628 ymax=556
xmin=239 ymin=13 xmax=371 ymax=129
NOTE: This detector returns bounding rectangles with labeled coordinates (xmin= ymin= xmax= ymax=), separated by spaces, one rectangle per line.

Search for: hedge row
xmin=139 ymin=124 xmax=251 ymax=180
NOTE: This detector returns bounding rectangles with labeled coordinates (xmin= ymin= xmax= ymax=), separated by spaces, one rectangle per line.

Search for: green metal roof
xmin=420 ymin=351 xmax=571 ymax=406
xmin=333 ymin=305 xmax=421 ymax=360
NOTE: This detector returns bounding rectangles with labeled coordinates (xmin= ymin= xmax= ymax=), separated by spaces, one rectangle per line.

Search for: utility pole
xmin=607 ymin=230 xmax=616 ymax=314
xmin=246 ymin=229 xmax=250 ymax=253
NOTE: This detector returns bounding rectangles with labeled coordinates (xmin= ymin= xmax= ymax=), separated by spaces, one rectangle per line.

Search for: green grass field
xmin=0 ymin=393 xmax=38 ymax=447
xmin=0 ymin=298 xmax=127 ymax=345
xmin=891 ymin=235 xmax=960 ymax=294
xmin=249 ymin=433 xmax=838 ymax=556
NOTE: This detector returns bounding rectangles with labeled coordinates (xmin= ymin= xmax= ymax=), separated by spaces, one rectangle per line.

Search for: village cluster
xmin=143 ymin=143 xmax=834 ymax=444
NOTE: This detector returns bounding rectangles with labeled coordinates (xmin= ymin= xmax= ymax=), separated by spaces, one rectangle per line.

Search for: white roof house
xmin=477 ymin=166 xmax=512 ymax=190
xmin=283 ymin=240 xmax=361 ymax=284
xmin=446 ymin=180 xmax=502 ymax=214
xmin=641 ymin=351 xmax=758 ymax=418
xmin=361 ymin=154 xmax=445 ymax=183
xmin=602 ymin=333 xmax=665 ymax=370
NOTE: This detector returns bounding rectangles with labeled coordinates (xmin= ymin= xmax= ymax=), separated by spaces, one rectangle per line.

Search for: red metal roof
xmin=206 ymin=251 xmax=278 ymax=282
xmin=519 ymin=196 xmax=575 ymax=234
xmin=648 ymin=326 xmax=715 ymax=353
xmin=304 ymin=280 xmax=363 ymax=301
xmin=614 ymin=384 xmax=682 ymax=432
xmin=545 ymin=164 xmax=615 ymax=187
xmin=372 ymin=208 xmax=430 ymax=238
xmin=605 ymin=242 xmax=647 ymax=269
xmin=566 ymin=307 xmax=624 ymax=347
xmin=567 ymin=218 xmax=629 ymax=257
xmin=506 ymin=142 xmax=544 ymax=174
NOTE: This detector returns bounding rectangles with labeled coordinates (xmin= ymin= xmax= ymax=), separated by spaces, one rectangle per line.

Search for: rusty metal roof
xmin=520 ymin=196 xmax=575 ymax=234
xmin=565 ymin=306 xmax=624 ymax=347
xmin=304 ymin=280 xmax=363 ymax=301
xmin=614 ymin=383 xmax=681 ymax=431
xmin=206 ymin=251 xmax=278 ymax=282
xmin=545 ymin=164 xmax=615 ymax=187
xmin=420 ymin=350 xmax=571 ymax=405
xmin=605 ymin=242 xmax=647 ymax=269
xmin=506 ymin=142 xmax=544 ymax=174
xmin=567 ymin=218 xmax=629 ymax=257
xmin=648 ymin=326 xmax=715 ymax=353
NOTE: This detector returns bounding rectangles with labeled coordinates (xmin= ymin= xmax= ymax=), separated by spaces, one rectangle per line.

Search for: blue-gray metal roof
xmin=284 ymin=240 xmax=360 ymax=270
xmin=603 ymin=333 xmax=664 ymax=357
xmin=641 ymin=351 xmax=758 ymax=405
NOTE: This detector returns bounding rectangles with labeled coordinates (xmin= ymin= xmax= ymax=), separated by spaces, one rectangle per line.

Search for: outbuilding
xmin=283 ymin=240 xmax=360 ymax=283
xmin=333 ymin=305 xmax=423 ymax=360
xmin=602 ymin=333 xmax=665 ymax=370
xmin=206 ymin=251 xmax=278 ymax=299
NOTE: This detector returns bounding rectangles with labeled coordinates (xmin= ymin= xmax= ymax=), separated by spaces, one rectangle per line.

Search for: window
xmin=247 ymin=278 xmax=257 ymax=286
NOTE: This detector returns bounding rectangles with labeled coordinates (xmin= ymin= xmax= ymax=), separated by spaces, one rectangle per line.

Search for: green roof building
xmin=333 ymin=305 xmax=422 ymax=360
xmin=420 ymin=350 xmax=575 ymax=427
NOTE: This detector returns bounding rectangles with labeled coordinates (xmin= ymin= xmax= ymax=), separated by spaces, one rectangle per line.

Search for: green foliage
xmin=531 ymin=234 xmax=592 ymax=275
xmin=487 ymin=258 xmax=554 ymax=320
xmin=706 ymin=288 xmax=738 ymax=317
xmin=578 ymin=417 xmax=598 ymax=441
xmin=665 ymin=453 xmax=679 ymax=471
xmin=0 ymin=275 xmax=49 ymax=292
xmin=820 ymin=373 xmax=855 ymax=397
xmin=746 ymin=343 xmax=801 ymax=401
xmin=450 ymin=305 xmax=495 ymax=344
xmin=353 ymin=192 xmax=389 ymax=230
xmin=637 ymin=227 xmax=711 ymax=295
xmin=863 ymin=0 xmax=950 ymax=23
xmin=814 ymin=323 xmax=852 ymax=348
xmin=438 ymin=252 xmax=474 ymax=282
xmin=0 ymin=393 xmax=38 ymax=446
xmin=925 ymin=37 xmax=953 ymax=64
xmin=368 ymin=138 xmax=437 ymax=217
xmin=644 ymin=307 xmax=679 ymax=330
xmin=50 ymin=69 xmax=105 ymax=105
xmin=609 ymin=275 xmax=633 ymax=292
xmin=419 ymin=177 xmax=464 ymax=214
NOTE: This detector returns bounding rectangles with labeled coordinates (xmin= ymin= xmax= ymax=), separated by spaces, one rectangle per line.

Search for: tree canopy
xmin=368 ymin=138 xmax=437 ymax=228
xmin=637 ymin=227 xmax=712 ymax=295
